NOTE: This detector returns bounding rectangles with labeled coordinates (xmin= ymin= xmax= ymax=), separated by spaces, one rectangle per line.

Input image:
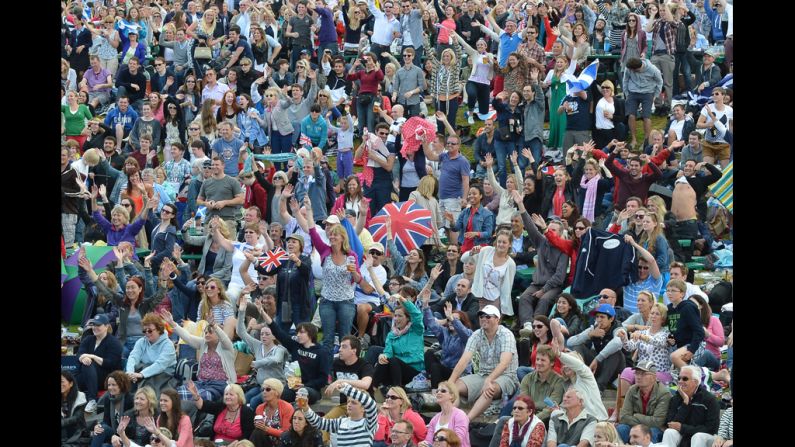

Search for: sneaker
xmin=519 ymin=322 xmax=534 ymax=339
xmin=85 ymin=399 xmax=97 ymax=413
xmin=405 ymin=372 xmax=431 ymax=392
xmin=466 ymin=112 xmax=475 ymax=125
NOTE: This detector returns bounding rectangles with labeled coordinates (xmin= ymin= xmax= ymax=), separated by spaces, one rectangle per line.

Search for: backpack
xmin=175 ymin=358 xmax=199 ymax=386
xmin=707 ymin=280 xmax=732 ymax=315
xmin=469 ymin=422 xmax=497 ymax=446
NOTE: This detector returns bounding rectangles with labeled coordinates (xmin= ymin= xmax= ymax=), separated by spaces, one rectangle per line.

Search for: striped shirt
xmin=718 ymin=407 xmax=732 ymax=440
xmin=306 ymin=383 xmax=378 ymax=447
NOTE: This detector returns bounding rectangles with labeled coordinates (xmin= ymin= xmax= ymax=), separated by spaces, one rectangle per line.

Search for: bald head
xmin=598 ymin=288 xmax=617 ymax=305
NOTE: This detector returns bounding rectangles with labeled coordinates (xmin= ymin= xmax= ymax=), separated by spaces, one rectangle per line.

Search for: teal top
xmin=383 ymin=299 xmax=426 ymax=372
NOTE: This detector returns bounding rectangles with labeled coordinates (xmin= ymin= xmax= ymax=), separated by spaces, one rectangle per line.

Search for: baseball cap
xmin=202 ymin=159 xmax=213 ymax=169
xmin=87 ymin=314 xmax=111 ymax=326
xmin=704 ymin=48 xmax=718 ymax=58
xmin=369 ymin=242 xmax=385 ymax=254
xmin=286 ymin=233 xmax=305 ymax=246
xmin=590 ymin=303 xmax=616 ymax=318
xmin=477 ymin=305 xmax=501 ymax=319
xmin=633 ymin=360 xmax=658 ymax=373
xmin=325 ymin=215 xmax=341 ymax=225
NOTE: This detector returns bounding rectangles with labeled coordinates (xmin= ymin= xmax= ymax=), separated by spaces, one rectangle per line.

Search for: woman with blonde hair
xmin=213 ymin=219 xmax=271 ymax=302
xmin=409 ymin=175 xmax=444 ymax=250
xmin=305 ymin=197 xmax=364 ymax=352
xmin=196 ymin=277 xmax=237 ymax=340
xmin=251 ymin=377 xmax=295 ymax=447
xmin=424 ymin=39 xmax=462 ymax=134
xmin=543 ymin=55 xmax=570 ymax=150
xmin=376 ymin=386 xmax=428 ymax=446
xmin=593 ymin=422 xmax=620 ymax=447
xmin=638 ymin=213 xmax=670 ymax=291
xmin=423 ymin=428 xmax=462 ymax=447
xmin=112 ymin=386 xmax=159 ymax=447
xmin=645 ymin=195 xmax=671 ymax=229
xmin=420 ymin=381 xmax=470 ymax=447
xmin=188 ymin=382 xmax=256 ymax=442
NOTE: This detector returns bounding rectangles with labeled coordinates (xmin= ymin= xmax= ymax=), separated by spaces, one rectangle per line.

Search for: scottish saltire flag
xmin=564 ymin=59 xmax=599 ymax=95
xmin=369 ymin=201 xmax=433 ymax=255
xmin=195 ymin=206 xmax=208 ymax=220
xmin=709 ymin=162 xmax=733 ymax=214
xmin=688 ymin=74 xmax=733 ymax=106
xmin=257 ymin=247 xmax=290 ymax=272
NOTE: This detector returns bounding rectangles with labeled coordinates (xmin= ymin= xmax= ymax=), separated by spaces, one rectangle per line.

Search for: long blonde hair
xmin=327 ymin=225 xmax=352 ymax=255
xmin=199 ymin=278 xmax=233 ymax=321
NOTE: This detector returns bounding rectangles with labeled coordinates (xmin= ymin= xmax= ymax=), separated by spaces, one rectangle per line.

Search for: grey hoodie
xmin=623 ymin=59 xmax=663 ymax=97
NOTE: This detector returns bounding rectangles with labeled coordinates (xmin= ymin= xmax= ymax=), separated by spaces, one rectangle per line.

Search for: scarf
xmin=391 ymin=319 xmax=412 ymax=337
xmin=580 ymin=173 xmax=602 ymax=222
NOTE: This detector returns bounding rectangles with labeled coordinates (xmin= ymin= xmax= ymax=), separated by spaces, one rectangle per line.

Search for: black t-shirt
xmin=332 ymin=357 xmax=375 ymax=404
xmin=289 ymin=15 xmax=313 ymax=47
xmin=564 ymin=94 xmax=592 ymax=131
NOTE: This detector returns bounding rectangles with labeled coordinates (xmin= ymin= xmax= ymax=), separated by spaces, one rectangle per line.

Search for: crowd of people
xmin=61 ymin=0 xmax=734 ymax=445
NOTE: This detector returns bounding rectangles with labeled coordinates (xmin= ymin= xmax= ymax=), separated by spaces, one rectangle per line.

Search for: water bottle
xmin=605 ymin=40 xmax=612 ymax=53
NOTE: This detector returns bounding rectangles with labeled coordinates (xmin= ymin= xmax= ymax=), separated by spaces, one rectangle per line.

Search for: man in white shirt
xmin=354 ymin=244 xmax=387 ymax=347
xmin=367 ymin=0 xmax=401 ymax=67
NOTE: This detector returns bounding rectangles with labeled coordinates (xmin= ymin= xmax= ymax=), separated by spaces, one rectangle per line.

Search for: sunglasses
xmin=479 ymin=314 xmax=497 ymax=319
xmin=402 ymin=54 xmax=413 ymax=57
xmin=122 ymin=203 xmax=132 ymax=207
xmin=385 ymin=395 xmax=402 ymax=400
xmin=635 ymin=214 xmax=646 ymax=219
xmin=678 ymin=376 xmax=691 ymax=382
xmin=433 ymin=436 xmax=449 ymax=442
xmin=155 ymin=63 xmax=164 ymax=66
xmin=197 ymin=280 xmax=206 ymax=286
xmin=435 ymin=388 xmax=449 ymax=393
xmin=143 ymin=328 xmax=157 ymax=334
xmin=574 ymin=226 xmax=586 ymax=230
xmin=189 ymin=127 xmax=200 ymax=130
xmin=532 ymin=324 xmax=544 ymax=329
xmin=264 ymin=387 xmax=274 ymax=392
xmin=599 ymin=294 xmax=612 ymax=300
xmin=638 ymin=266 xmax=650 ymax=270
xmin=513 ymin=406 xmax=528 ymax=410
xmin=369 ymin=250 xmax=383 ymax=255
xmin=161 ymin=209 xmax=173 ymax=215
xmin=205 ymin=284 xmax=218 ymax=289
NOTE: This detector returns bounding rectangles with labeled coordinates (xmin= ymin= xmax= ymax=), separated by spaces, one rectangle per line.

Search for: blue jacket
xmin=454 ymin=204 xmax=495 ymax=247
xmin=125 ymin=332 xmax=176 ymax=378
xmin=422 ymin=306 xmax=472 ymax=370
xmin=104 ymin=106 xmax=139 ymax=132
xmin=149 ymin=224 xmax=178 ymax=271
xmin=237 ymin=109 xmax=269 ymax=147
xmin=300 ymin=115 xmax=328 ymax=149
xmin=294 ymin=164 xmax=328 ymax=221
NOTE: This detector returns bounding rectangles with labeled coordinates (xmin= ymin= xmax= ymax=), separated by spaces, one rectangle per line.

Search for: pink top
xmin=214 ymin=408 xmax=243 ymax=442
xmin=704 ymin=316 xmax=725 ymax=357
xmin=376 ymin=408 xmax=428 ymax=445
xmin=425 ymin=407 xmax=471 ymax=447
xmin=158 ymin=415 xmax=194 ymax=447
xmin=437 ymin=18 xmax=456 ymax=44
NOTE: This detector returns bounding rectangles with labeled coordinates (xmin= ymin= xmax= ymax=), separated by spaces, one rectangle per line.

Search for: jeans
xmin=435 ymin=98 xmax=459 ymax=134
xmin=356 ymin=95 xmax=376 ymax=136
xmin=89 ymin=422 xmax=114 ymax=447
xmin=76 ymin=362 xmax=109 ymax=401
xmin=319 ymin=299 xmax=356 ymax=351
xmin=516 ymin=365 xmax=534 ymax=383
xmin=271 ymin=131 xmax=294 ymax=171
xmin=617 ymin=424 xmax=662 ymax=443
xmin=62 ymin=213 xmax=78 ymax=247
xmin=290 ymin=44 xmax=312 ymax=71
xmin=673 ymin=52 xmax=693 ymax=95
xmin=466 ymin=81 xmax=491 ymax=116
xmin=317 ymin=42 xmax=339 ymax=61
xmin=694 ymin=349 xmax=721 ymax=371
xmin=370 ymin=43 xmax=391 ymax=68
xmin=122 ymin=336 xmax=142 ymax=366
xmin=246 ymin=385 xmax=263 ymax=408
xmin=186 ymin=178 xmax=203 ymax=222
xmin=493 ymin=138 xmax=521 ymax=187
xmin=365 ymin=178 xmax=394 ymax=217
xmin=522 ymin=137 xmax=542 ymax=171
xmin=650 ymin=53 xmax=675 ymax=107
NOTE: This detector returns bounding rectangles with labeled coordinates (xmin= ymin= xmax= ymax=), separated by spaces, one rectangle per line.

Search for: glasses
xmin=628 ymin=19 xmax=636 ymax=22
xmin=635 ymin=214 xmax=646 ymax=219
xmin=479 ymin=314 xmax=497 ymax=319
xmin=433 ymin=436 xmax=449 ymax=442
xmin=186 ymin=80 xmax=196 ymax=83
xmin=513 ymin=405 xmax=528 ymax=410
xmin=575 ymin=226 xmax=586 ymax=230
xmin=318 ymin=94 xmax=329 ymax=97
xmin=155 ymin=63 xmax=164 ymax=66
xmin=241 ymin=62 xmax=251 ymax=66
xmin=264 ymin=387 xmax=274 ymax=392
xmin=601 ymin=87 xmax=612 ymax=90
xmin=385 ymin=395 xmax=402 ymax=400
xmin=161 ymin=209 xmax=173 ymax=215
xmin=378 ymin=132 xmax=388 ymax=136
xmin=599 ymin=294 xmax=612 ymax=300
xmin=369 ymin=250 xmax=383 ymax=255
xmin=402 ymin=54 xmax=413 ymax=58
xmin=666 ymin=288 xmax=682 ymax=293
xmin=447 ymin=249 xmax=458 ymax=253
xmin=435 ymin=388 xmax=449 ymax=394
xmin=678 ymin=376 xmax=691 ymax=382
xmin=532 ymin=324 xmax=544 ymax=329
xmin=205 ymin=284 xmax=218 ymax=290
xmin=168 ymin=105 xmax=177 ymax=109
xmin=197 ymin=280 xmax=206 ymax=286
xmin=638 ymin=266 xmax=650 ymax=270
xmin=122 ymin=203 xmax=132 ymax=208
xmin=143 ymin=328 xmax=156 ymax=334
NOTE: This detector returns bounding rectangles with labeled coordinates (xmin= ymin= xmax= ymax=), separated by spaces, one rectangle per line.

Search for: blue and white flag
xmin=195 ymin=206 xmax=208 ymax=221
xmin=564 ymin=59 xmax=600 ymax=95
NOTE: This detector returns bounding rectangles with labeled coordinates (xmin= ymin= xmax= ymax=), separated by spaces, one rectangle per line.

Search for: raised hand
xmin=420 ymin=287 xmax=431 ymax=307
xmin=112 ymin=246 xmax=125 ymax=263
xmin=510 ymin=189 xmax=524 ymax=205
xmin=530 ymin=213 xmax=546 ymax=229
xmin=444 ymin=301 xmax=453 ymax=319
xmin=117 ymin=415 xmax=131 ymax=434
xmin=143 ymin=250 xmax=157 ymax=268
xmin=510 ymin=151 xmax=519 ymax=165
xmin=483 ymin=152 xmax=494 ymax=168
xmin=78 ymin=252 xmax=93 ymax=271
xmin=522 ymin=147 xmax=535 ymax=163
xmin=283 ymin=183 xmax=295 ymax=198
xmin=624 ymin=234 xmax=636 ymax=245
xmin=172 ymin=244 xmax=183 ymax=261
xmin=529 ymin=66 xmax=540 ymax=81
xmin=98 ymin=184 xmax=107 ymax=198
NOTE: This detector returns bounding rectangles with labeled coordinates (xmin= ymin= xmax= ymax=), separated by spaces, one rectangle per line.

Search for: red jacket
xmin=545 ymin=229 xmax=578 ymax=287
xmin=244 ymin=181 xmax=268 ymax=218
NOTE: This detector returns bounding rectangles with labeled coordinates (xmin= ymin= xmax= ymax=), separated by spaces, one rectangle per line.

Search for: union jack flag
xmin=257 ymin=247 xmax=290 ymax=272
xmin=299 ymin=133 xmax=313 ymax=148
xmin=368 ymin=201 xmax=434 ymax=256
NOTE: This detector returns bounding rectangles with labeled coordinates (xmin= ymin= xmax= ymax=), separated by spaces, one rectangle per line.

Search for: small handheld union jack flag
xmin=257 ymin=247 xmax=290 ymax=272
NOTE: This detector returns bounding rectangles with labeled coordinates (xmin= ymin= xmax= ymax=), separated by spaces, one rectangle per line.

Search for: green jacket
xmin=520 ymin=370 xmax=566 ymax=424
xmin=383 ymin=300 xmax=426 ymax=372
xmin=620 ymin=381 xmax=673 ymax=429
